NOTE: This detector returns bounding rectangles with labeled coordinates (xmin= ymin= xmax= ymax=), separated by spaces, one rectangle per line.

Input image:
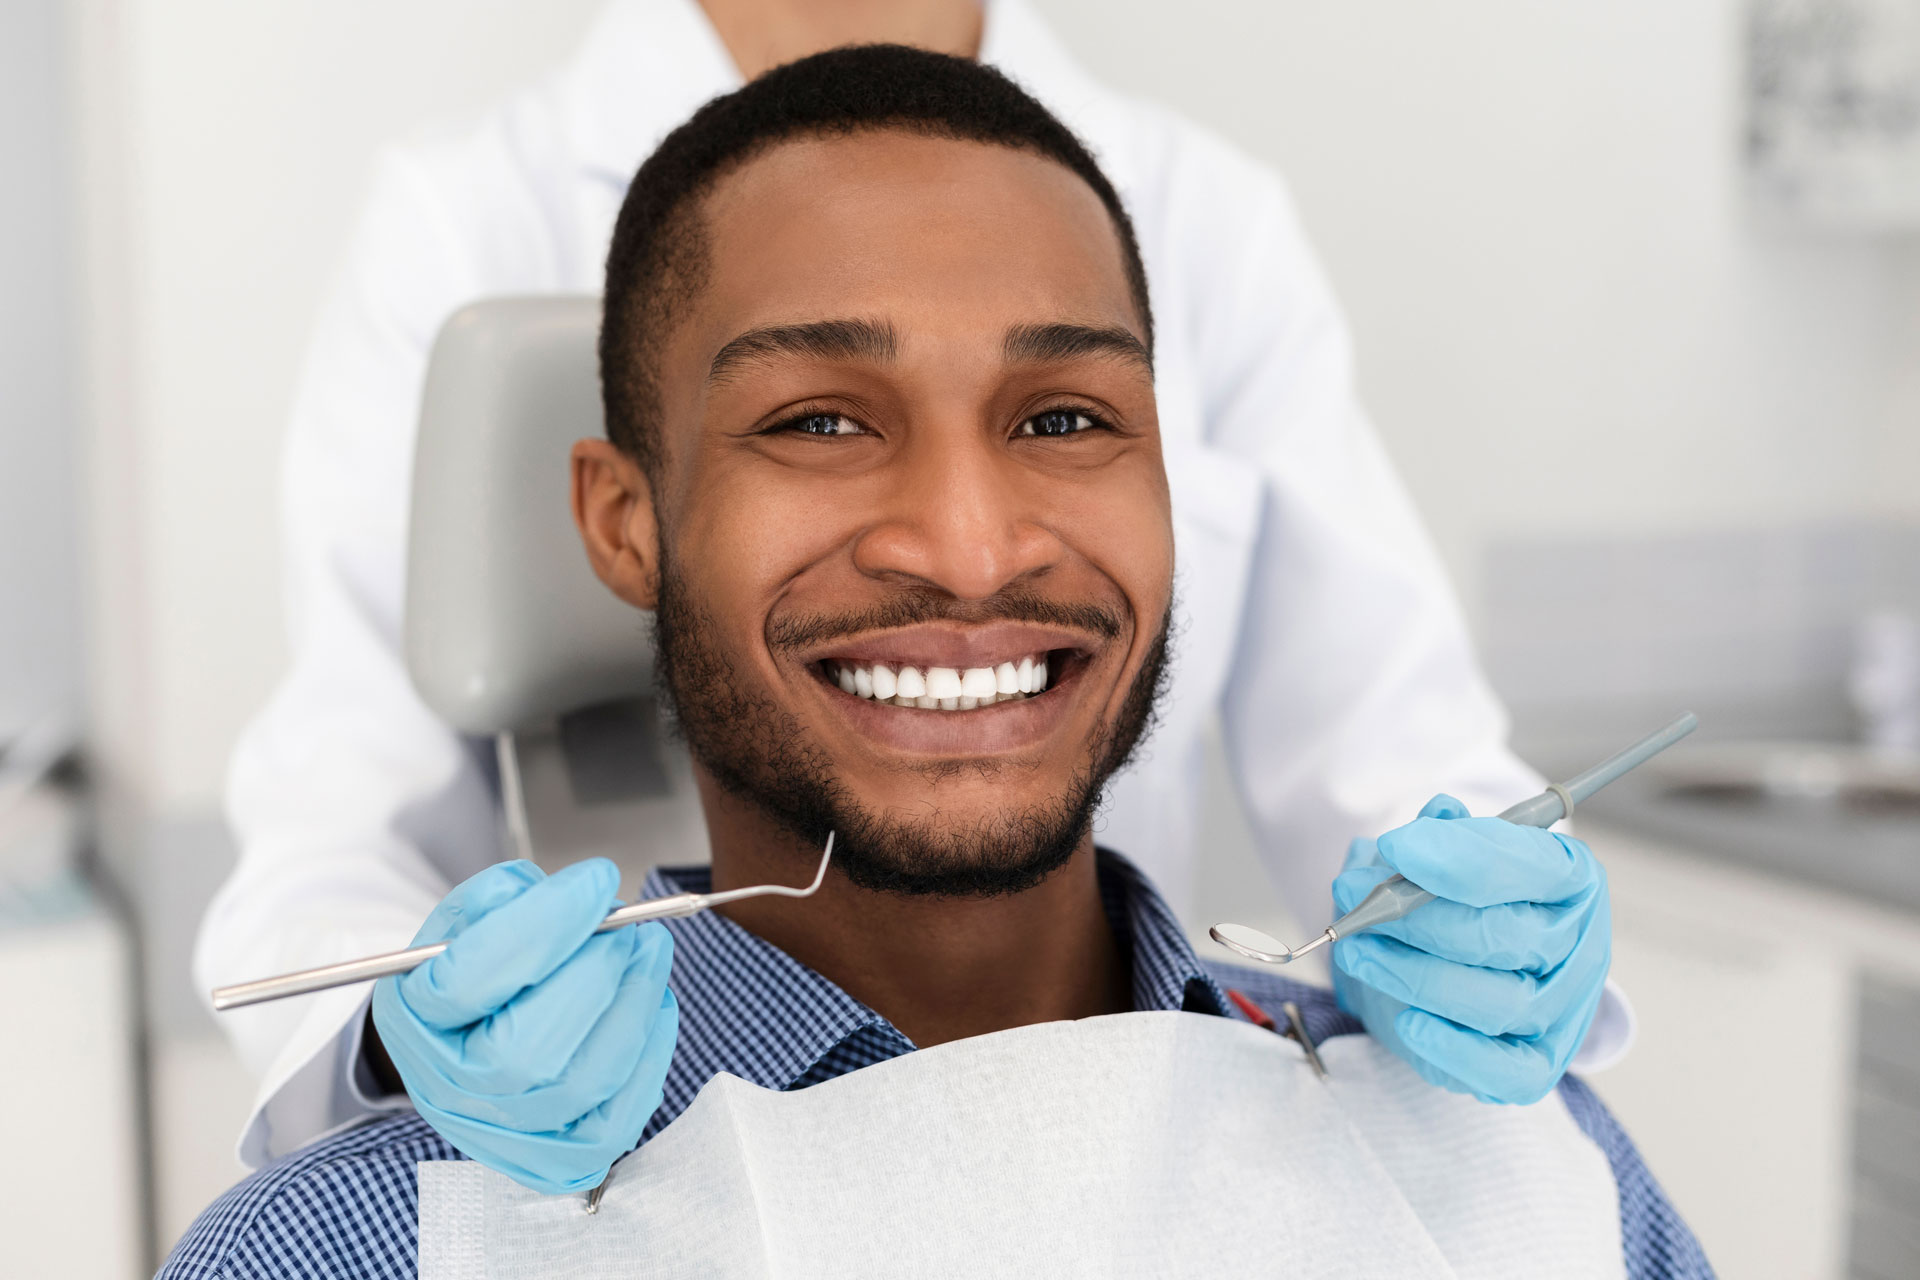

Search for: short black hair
xmin=599 ymin=43 xmax=1154 ymax=481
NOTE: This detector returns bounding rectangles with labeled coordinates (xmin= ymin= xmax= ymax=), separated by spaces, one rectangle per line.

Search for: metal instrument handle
xmin=211 ymin=833 xmax=836 ymax=1011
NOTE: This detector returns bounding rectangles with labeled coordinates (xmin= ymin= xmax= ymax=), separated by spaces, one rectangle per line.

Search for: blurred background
xmin=3 ymin=1 xmax=1916 ymax=1276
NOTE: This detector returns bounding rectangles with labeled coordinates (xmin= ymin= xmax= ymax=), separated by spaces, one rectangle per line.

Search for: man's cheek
xmin=687 ymin=481 xmax=857 ymax=587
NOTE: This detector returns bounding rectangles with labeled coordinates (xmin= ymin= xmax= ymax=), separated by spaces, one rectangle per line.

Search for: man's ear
xmin=571 ymin=439 xmax=661 ymax=611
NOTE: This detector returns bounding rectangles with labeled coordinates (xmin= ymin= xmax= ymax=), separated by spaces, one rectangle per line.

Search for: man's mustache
xmin=767 ymin=587 xmax=1124 ymax=654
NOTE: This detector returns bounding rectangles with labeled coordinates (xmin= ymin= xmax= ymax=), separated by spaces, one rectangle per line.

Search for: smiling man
xmin=571 ymin=78 xmax=1179 ymax=1057
xmin=161 ymin=47 xmax=1710 ymax=1280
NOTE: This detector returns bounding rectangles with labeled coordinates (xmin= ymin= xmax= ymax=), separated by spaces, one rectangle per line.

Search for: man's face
xmin=585 ymin=131 xmax=1173 ymax=895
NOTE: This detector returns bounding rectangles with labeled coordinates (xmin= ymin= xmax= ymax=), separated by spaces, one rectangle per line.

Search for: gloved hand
xmin=371 ymin=857 xmax=678 ymax=1194
xmin=1330 ymin=794 xmax=1610 ymax=1105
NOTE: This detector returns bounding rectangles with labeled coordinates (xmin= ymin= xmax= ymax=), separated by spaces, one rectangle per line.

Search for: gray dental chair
xmin=405 ymin=296 xmax=706 ymax=878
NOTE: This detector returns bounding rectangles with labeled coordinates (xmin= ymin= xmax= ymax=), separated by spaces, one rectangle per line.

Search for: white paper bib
xmin=419 ymin=1011 xmax=1623 ymax=1279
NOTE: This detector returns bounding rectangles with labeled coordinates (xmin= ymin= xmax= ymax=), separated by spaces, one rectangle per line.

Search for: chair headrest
xmin=405 ymin=296 xmax=654 ymax=735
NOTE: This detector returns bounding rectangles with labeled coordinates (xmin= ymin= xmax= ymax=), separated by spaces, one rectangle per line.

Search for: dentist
xmin=203 ymin=0 xmax=1632 ymax=1176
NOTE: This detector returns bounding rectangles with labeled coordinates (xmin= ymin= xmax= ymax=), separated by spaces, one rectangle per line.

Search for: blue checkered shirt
xmin=160 ymin=851 xmax=1713 ymax=1279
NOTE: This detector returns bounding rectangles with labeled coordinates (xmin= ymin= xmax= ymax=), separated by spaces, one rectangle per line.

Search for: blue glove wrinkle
xmin=413 ymin=860 xmax=544 ymax=946
xmin=402 ymin=1093 xmax=629 ymax=1196
xmin=1335 ymin=934 xmax=1550 ymax=1038
xmin=474 ymin=927 xmax=677 ymax=1133
xmin=1394 ymin=1009 xmax=1559 ymax=1106
xmin=1415 ymin=792 xmax=1471 ymax=821
xmin=561 ymin=988 xmax=679 ymax=1151
xmin=456 ymin=929 xmax=641 ymax=1096
xmin=1333 ymin=963 xmax=1476 ymax=1097
xmin=1330 ymin=859 xmax=1395 ymax=917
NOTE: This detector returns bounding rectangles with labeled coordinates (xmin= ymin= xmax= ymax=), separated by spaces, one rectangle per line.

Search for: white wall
xmin=1035 ymin=0 xmax=1918 ymax=613
xmin=0 ymin=0 xmax=81 ymax=741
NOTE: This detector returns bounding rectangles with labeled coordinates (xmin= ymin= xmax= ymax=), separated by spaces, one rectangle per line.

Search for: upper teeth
xmin=832 ymin=656 xmax=1050 ymax=709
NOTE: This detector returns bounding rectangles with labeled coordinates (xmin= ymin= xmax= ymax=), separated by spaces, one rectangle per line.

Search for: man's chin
xmin=809 ymin=794 xmax=1097 ymax=898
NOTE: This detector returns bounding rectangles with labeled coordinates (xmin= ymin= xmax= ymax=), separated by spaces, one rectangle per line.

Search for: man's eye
xmin=1016 ymin=409 xmax=1101 ymax=438
xmin=783 ymin=413 xmax=864 ymax=437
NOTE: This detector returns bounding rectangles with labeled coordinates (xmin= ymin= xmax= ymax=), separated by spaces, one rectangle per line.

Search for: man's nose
xmin=851 ymin=430 xmax=1061 ymax=600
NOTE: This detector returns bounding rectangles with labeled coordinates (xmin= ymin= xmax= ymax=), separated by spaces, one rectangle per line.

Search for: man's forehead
xmin=683 ymin=130 xmax=1145 ymax=369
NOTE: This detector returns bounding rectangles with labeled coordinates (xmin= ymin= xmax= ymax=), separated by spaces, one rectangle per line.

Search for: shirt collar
xmin=646 ymin=847 xmax=1232 ymax=1101
xmin=562 ymin=0 xmax=1123 ymax=188
xmin=648 ymin=861 xmax=896 ymax=1102
xmin=1096 ymin=849 xmax=1234 ymax=1018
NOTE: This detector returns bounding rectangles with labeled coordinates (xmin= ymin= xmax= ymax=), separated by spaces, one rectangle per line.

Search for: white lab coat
xmin=202 ymin=0 xmax=1627 ymax=1166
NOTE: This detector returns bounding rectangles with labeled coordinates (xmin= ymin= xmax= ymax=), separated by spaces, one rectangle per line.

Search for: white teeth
xmin=830 ymin=654 xmax=1054 ymax=711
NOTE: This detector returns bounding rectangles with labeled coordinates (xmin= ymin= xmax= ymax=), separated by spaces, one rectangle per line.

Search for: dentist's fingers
xmin=1375 ymin=819 xmax=1596 ymax=908
xmin=394 ymin=984 xmax=680 ymax=1195
xmin=1392 ymin=988 xmax=1607 ymax=1106
xmin=400 ymin=858 xmax=622 ymax=1030
xmin=465 ymin=926 xmax=675 ymax=1132
xmin=1328 ymin=874 xmax=1586 ymax=972
xmin=564 ymin=988 xmax=680 ymax=1154
xmin=412 ymin=860 xmax=545 ymax=946
xmin=1415 ymin=793 xmax=1472 ymax=821
xmin=405 ymin=1102 xmax=606 ymax=1198
xmin=1333 ymin=929 xmax=1608 ymax=1039
xmin=420 ymin=929 xmax=637 ymax=1100
xmin=1330 ymin=861 xmax=1394 ymax=916
xmin=470 ymin=990 xmax=679 ymax=1196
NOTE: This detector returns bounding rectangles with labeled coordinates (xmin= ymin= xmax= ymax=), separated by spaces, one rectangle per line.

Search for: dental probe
xmin=1211 ymin=712 xmax=1697 ymax=966
xmin=210 ymin=833 xmax=835 ymax=1011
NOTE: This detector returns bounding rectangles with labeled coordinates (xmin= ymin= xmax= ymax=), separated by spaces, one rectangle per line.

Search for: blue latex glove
xmin=371 ymin=857 xmax=678 ymax=1194
xmin=1330 ymin=794 xmax=1610 ymax=1105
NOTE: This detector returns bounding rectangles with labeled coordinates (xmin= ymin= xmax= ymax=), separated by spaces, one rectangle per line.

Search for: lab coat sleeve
xmin=197 ymin=148 xmax=507 ymax=1165
xmin=1175 ymin=135 xmax=1631 ymax=1071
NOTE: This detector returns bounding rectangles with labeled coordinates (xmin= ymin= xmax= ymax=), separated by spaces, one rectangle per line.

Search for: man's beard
xmin=650 ymin=555 xmax=1171 ymax=898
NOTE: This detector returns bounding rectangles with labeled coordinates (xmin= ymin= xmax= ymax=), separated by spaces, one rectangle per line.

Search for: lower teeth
xmin=880 ymin=691 xmax=1030 ymax=710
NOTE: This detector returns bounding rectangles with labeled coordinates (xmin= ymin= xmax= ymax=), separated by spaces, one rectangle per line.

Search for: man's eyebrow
xmin=1002 ymin=323 xmax=1153 ymax=375
xmin=707 ymin=318 xmax=899 ymax=386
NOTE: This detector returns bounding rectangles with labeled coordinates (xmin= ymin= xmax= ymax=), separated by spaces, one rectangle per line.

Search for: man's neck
xmin=698 ymin=0 xmax=984 ymax=82
xmin=696 ymin=776 xmax=1131 ymax=1049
